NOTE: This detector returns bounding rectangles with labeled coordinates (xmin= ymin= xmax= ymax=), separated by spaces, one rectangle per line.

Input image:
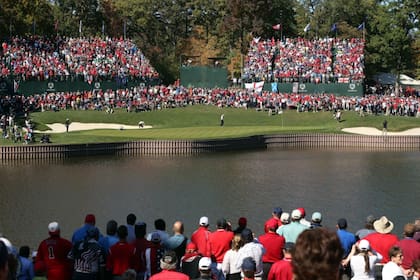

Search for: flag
xmin=357 ymin=22 xmax=365 ymax=30
xmin=272 ymin=24 xmax=282 ymax=30
xmin=79 ymin=20 xmax=82 ymax=34
xmin=331 ymin=23 xmax=337 ymax=32
xmin=245 ymin=81 xmax=264 ymax=93
xmin=253 ymin=37 xmax=261 ymax=44
xmin=304 ymin=23 xmax=310 ymax=33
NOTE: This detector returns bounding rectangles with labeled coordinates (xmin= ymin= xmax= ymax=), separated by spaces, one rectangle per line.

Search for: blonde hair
xmin=231 ymin=234 xmax=243 ymax=251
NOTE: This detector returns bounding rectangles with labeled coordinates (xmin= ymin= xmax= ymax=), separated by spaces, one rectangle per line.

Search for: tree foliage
xmin=0 ymin=0 xmax=419 ymax=82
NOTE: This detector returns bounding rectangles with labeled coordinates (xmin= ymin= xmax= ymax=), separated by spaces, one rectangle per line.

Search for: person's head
xmin=241 ymin=257 xmax=256 ymax=279
xmin=238 ymin=217 xmax=247 ymax=228
xmin=18 ymin=246 xmax=30 ymax=258
xmin=273 ymin=207 xmax=283 ymax=219
xmin=373 ymin=216 xmax=394 ymax=234
xmin=365 ymin=215 xmax=376 ymax=230
xmin=185 ymin=242 xmax=197 ymax=254
xmin=283 ymin=242 xmax=295 ymax=258
xmin=412 ymin=259 xmax=420 ymax=279
xmin=154 ymin=219 xmax=166 ymax=231
xmin=134 ymin=222 xmax=147 ymax=238
xmin=150 ymin=232 xmax=161 ymax=244
xmin=121 ymin=269 xmax=136 ymax=280
xmin=281 ymin=212 xmax=290 ymax=225
xmin=291 ymin=209 xmax=302 ymax=222
xmin=389 ymin=246 xmax=403 ymax=266
xmin=106 ymin=220 xmax=118 ymax=236
xmin=217 ymin=218 xmax=228 ymax=229
xmin=84 ymin=214 xmax=96 ymax=226
xmin=292 ymin=228 xmax=343 ymax=280
xmin=117 ymin=225 xmax=128 ymax=240
xmin=403 ymin=223 xmax=415 ymax=238
xmin=241 ymin=228 xmax=254 ymax=244
xmin=297 ymin=207 xmax=306 ymax=218
xmin=0 ymin=241 xmax=8 ymax=280
xmin=48 ymin=222 xmax=60 ymax=237
xmin=337 ymin=218 xmax=348 ymax=230
xmin=311 ymin=212 xmax=322 ymax=224
xmin=160 ymin=251 xmax=177 ymax=271
xmin=231 ymin=234 xmax=244 ymax=251
xmin=198 ymin=257 xmax=212 ymax=275
xmin=86 ymin=226 xmax=100 ymax=240
xmin=126 ymin=213 xmax=136 ymax=226
xmin=172 ymin=221 xmax=184 ymax=234
xmin=199 ymin=216 xmax=209 ymax=228
xmin=266 ymin=219 xmax=278 ymax=232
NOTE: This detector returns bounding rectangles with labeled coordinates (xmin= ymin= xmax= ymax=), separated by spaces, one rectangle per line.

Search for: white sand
xmin=342 ymin=127 xmax=420 ymax=136
xmin=35 ymin=122 xmax=152 ymax=133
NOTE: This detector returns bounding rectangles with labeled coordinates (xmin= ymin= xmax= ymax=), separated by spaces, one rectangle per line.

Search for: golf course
xmin=2 ymin=106 xmax=420 ymax=145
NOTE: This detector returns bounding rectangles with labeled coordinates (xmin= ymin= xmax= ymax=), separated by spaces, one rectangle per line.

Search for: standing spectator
xmin=72 ymin=214 xmax=97 ymax=245
xmin=65 ymin=118 xmax=71 ymax=133
xmin=220 ymin=114 xmax=224 ymax=126
xmin=364 ymin=216 xmax=399 ymax=264
xmin=34 ymin=222 xmax=73 ymax=280
xmin=98 ymin=220 xmax=119 ymax=256
xmin=241 ymin=257 xmax=257 ymax=280
xmin=133 ymin=222 xmax=152 ymax=280
xmin=292 ymin=228 xmax=343 ymax=280
xmin=191 ymin=217 xmax=211 ymax=257
xmin=181 ymin=242 xmax=201 ymax=279
xmin=346 ymin=240 xmax=382 ymax=280
xmin=297 ymin=208 xmax=311 ymax=227
xmin=209 ymin=218 xmax=234 ymax=280
xmin=106 ymin=225 xmax=138 ymax=279
xmin=68 ymin=226 xmax=106 ymax=280
xmin=264 ymin=208 xmax=283 ymax=233
xmin=0 ymin=241 xmax=8 ymax=280
xmin=235 ymin=229 xmax=265 ymax=279
xmin=233 ymin=217 xmax=247 ymax=235
xmin=355 ymin=215 xmax=376 ymax=240
xmin=259 ymin=219 xmax=285 ymax=280
xmin=145 ymin=233 xmax=164 ymax=278
xmin=196 ymin=257 xmax=214 ymax=280
xmin=381 ymin=246 xmax=405 ymax=280
xmin=336 ymin=218 xmax=356 ymax=280
xmin=395 ymin=223 xmax=420 ymax=271
xmin=164 ymin=221 xmax=188 ymax=270
xmin=147 ymin=219 xmax=169 ymax=245
xmin=276 ymin=209 xmax=308 ymax=243
xmin=126 ymin=214 xmax=137 ymax=244
xmin=222 ymin=234 xmax=243 ymax=280
xmin=149 ymin=251 xmax=189 ymax=280
xmin=17 ymin=246 xmax=34 ymax=280
xmin=267 ymin=242 xmax=295 ymax=280
xmin=310 ymin=212 xmax=323 ymax=229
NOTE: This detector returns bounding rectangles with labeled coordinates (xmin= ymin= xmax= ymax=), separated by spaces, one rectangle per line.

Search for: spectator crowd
xmin=0 ymin=210 xmax=419 ymax=280
xmin=243 ymin=37 xmax=365 ymax=84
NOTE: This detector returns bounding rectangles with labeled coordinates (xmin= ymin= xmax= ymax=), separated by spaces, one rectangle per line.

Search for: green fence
xmin=180 ymin=66 xmax=228 ymax=88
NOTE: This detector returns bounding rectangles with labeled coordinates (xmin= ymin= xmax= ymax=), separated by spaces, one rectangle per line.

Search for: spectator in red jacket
xmin=191 ymin=216 xmax=211 ymax=257
xmin=259 ymin=219 xmax=285 ymax=280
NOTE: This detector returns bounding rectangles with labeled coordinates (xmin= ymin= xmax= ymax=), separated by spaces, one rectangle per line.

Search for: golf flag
xmin=272 ymin=24 xmax=282 ymax=30
xmin=304 ymin=23 xmax=310 ymax=33
xmin=245 ymin=81 xmax=264 ymax=93
xmin=331 ymin=23 xmax=337 ymax=32
xmin=357 ymin=22 xmax=365 ymax=30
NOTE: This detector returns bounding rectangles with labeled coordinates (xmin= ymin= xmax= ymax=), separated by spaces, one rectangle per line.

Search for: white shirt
xmin=350 ymin=253 xmax=382 ymax=280
xmin=222 ymin=249 xmax=241 ymax=276
xmin=382 ymin=261 xmax=405 ymax=280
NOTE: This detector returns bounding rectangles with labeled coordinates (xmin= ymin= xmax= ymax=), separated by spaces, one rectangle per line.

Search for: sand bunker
xmin=342 ymin=127 xmax=420 ymax=136
xmin=36 ymin=122 xmax=152 ymax=133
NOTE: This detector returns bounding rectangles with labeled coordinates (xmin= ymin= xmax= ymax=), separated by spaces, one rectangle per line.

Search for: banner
xmin=245 ymin=81 xmax=264 ymax=93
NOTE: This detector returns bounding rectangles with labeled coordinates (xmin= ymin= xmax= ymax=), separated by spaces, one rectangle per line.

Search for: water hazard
xmin=0 ymin=149 xmax=419 ymax=249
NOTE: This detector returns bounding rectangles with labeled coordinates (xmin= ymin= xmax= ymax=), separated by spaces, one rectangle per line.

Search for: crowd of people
xmin=0 ymin=210 xmax=419 ymax=280
xmin=243 ymin=37 xmax=365 ymax=84
xmin=0 ymin=36 xmax=159 ymax=83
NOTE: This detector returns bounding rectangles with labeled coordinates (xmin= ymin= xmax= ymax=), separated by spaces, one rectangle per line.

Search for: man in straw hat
xmin=364 ymin=216 xmax=399 ymax=280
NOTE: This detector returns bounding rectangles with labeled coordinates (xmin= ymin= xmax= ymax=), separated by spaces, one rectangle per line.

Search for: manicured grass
xmin=1 ymin=106 xmax=419 ymax=145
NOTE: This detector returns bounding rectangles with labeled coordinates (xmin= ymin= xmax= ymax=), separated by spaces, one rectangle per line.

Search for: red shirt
xmin=149 ymin=269 xmax=190 ymax=280
xmin=267 ymin=258 xmax=293 ymax=280
xmin=396 ymin=238 xmax=420 ymax=269
xmin=191 ymin=226 xmax=211 ymax=257
xmin=259 ymin=232 xmax=285 ymax=263
xmin=133 ymin=238 xmax=153 ymax=273
xmin=209 ymin=229 xmax=234 ymax=263
xmin=34 ymin=235 xmax=73 ymax=280
xmin=365 ymin=232 xmax=399 ymax=263
xmin=106 ymin=241 xmax=138 ymax=275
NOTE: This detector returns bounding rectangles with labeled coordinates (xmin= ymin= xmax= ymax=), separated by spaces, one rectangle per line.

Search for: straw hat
xmin=373 ymin=216 xmax=394 ymax=234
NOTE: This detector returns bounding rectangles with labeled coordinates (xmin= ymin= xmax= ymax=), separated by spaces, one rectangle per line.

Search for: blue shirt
xmin=337 ymin=229 xmax=356 ymax=257
xmin=98 ymin=234 xmax=119 ymax=254
xmin=72 ymin=224 xmax=95 ymax=244
xmin=17 ymin=256 xmax=34 ymax=280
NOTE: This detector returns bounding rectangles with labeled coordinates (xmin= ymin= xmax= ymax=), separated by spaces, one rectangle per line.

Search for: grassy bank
xmin=1 ymin=106 xmax=420 ymax=145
